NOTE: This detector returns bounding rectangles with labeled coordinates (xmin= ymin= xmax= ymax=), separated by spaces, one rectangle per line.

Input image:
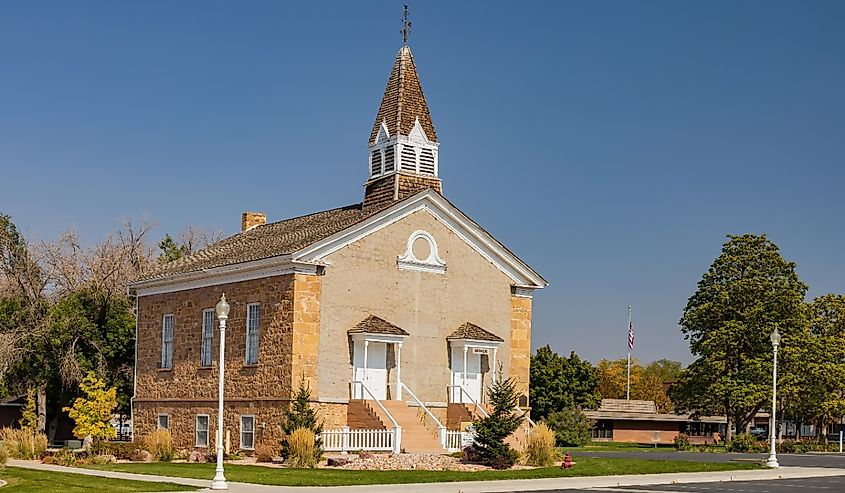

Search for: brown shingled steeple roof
xmin=369 ymin=46 xmax=437 ymax=144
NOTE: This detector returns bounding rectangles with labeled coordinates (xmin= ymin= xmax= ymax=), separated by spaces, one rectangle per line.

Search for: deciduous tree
xmin=529 ymin=346 xmax=600 ymax=420
xmin=674 ymin=234 xmax=807 ymax=440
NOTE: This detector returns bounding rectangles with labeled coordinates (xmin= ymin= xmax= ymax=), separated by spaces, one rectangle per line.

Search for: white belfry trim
xmin=397 ymin=230 xmax=446 ymax=274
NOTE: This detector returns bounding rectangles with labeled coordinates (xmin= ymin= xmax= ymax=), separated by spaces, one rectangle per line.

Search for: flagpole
xmin=626 ymin=306 xmax=632 ymax=401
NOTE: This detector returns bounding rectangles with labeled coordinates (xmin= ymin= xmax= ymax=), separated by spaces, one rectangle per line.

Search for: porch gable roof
xmin=446 ymin=322 xmax=504 ymax=343
xmin=347 ymin=315 xmax=410 ymax=336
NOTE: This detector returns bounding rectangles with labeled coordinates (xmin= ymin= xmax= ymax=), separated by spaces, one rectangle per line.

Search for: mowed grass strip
xmin=89 ymin=457 xmax=762 ymax=486
xmin=0 ymin=466 xmax=197 ymax=493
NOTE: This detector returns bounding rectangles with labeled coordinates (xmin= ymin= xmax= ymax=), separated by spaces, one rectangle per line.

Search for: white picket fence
xmin=321 ymin=427 xmax=396 ymax=452
xmin=444 ymin=430 xmax=464 ymax=452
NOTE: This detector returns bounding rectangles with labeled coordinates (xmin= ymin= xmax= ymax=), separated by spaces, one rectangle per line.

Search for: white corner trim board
xmin=397 ymin=230 xmax=446 ymax=274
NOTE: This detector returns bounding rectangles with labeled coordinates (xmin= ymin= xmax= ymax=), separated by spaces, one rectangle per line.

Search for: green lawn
xmin=89 ymin=457 xmax=762 ymax=487
xmin=0 ymin=466 xmax=196 ymax=493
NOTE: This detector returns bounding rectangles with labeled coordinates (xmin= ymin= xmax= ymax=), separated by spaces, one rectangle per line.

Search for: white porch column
xmin=363 ymin=340 xmax=369 ymax=383
xmin=463 ymin=346 xmax=468 ymax=402
xmin=396 ymin=342 xmax=403 ymax=401
xmin=492 ymin=348 xmax=498 ymax=386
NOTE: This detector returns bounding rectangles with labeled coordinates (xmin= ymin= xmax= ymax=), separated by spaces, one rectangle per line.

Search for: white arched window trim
xmin=397 ymin=230 xmax=446 ymax=274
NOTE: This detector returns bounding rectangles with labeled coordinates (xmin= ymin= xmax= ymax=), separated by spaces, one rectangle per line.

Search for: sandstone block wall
xmin=509 ymin=295 xmax=532 ymax=406
xmin=135 ymin=273 xmax=333 ymax=450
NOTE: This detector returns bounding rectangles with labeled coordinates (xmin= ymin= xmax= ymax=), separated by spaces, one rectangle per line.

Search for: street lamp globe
xmin=216 ymin=293 xmax=230 ymax=319
xmin=770 ymin=328 xmax=781 ymax=347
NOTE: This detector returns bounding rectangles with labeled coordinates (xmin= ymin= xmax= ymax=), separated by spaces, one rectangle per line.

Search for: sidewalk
xmin=8 ymin=459 xmax=845 ymax=492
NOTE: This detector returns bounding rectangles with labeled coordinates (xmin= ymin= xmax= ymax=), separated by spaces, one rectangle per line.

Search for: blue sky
xmin=2 ymin=1 xmax=843 ymax=364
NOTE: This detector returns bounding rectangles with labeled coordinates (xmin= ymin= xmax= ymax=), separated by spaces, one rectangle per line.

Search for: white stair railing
xmin=350 ymin=381 xmax=402 ymax=453
xmin=400 ymin=382 xmax=447 ymax=449
xmin=447 ymin=385 xmax=489 ymax=418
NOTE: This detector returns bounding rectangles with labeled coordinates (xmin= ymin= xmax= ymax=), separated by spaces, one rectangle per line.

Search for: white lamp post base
xmin=766 ymin=454 xmax=779 ymax=468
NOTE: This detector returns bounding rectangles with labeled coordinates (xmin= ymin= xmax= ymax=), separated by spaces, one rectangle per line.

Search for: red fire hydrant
xmin=562 ymin=452 xmax=573 ymax=469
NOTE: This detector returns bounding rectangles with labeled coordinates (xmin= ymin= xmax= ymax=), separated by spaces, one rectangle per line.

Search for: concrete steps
xmin=347 ymin=400 xmax=386 ymax=429
xmin=376 ymin=400 xmax=447 ymax=454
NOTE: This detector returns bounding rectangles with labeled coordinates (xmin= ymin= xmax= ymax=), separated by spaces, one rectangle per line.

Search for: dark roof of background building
xmin=369 ymin=46 xmax=438 ymax=144
xmin=447 ymin=322 xmax=504 ymax=342
xmin=348 ymin=315 xmax=410 ymax=336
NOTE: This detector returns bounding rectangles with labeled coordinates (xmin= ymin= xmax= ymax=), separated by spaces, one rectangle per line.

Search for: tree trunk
xmin=36 ymin=385 xmax=47 ymax=434
xmin=726 ymin=414 xmax=734 ymax=442
xmin=47 ymin=413 xmax=59 ymax=444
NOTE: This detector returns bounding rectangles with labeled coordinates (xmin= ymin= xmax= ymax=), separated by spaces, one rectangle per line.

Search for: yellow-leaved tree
xmin=63 ymin=372 xmax=117 ymax=446
xmin=19 ymin=388 xmax=37 ymax=430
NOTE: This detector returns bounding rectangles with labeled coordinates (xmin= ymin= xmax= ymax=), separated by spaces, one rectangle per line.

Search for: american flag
xmin=628 ymin=321 xmax=635 ymax=350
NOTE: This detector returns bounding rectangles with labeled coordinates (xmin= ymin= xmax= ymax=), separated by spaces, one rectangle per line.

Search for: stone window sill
xmin=197 ymin=366 xmax=214 ymax=370
xmin=242 ymin=364 xmax=259 ymax=369
xmin=157 ymin=368 xmax=172 ymax=373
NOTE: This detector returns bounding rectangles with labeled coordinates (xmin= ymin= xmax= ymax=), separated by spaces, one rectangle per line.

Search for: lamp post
xmin=211 ymin=293 xmax=230 ymax=490
xmin=766 ymin=328 xmax=781 ymax=468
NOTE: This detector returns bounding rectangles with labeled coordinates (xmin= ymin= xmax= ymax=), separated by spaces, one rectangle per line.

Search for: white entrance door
xmin=451 ymin=346 xmax=482 ymax=403
xmin=354 ymin=341 xmax=388 ymax=400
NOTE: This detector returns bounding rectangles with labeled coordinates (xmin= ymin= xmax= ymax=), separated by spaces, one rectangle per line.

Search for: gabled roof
xmin=447 ymin=322 xmax=504 ymax=343
xmin=136 ymin=204 xmax=383 ymax=282
xmin=369 ymin=46 xmax=437 ymax=144
xmin=130 ymin=189 xmax=548 ymax=293
xmin=348 ymin=315 xmax=409 ymax=336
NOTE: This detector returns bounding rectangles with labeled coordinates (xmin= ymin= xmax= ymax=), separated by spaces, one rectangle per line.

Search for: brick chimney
xmin=241 ymin=211 xmax=266 ymax=231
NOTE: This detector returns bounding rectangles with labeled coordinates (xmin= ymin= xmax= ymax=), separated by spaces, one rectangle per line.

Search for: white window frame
xmin=245 ymin=303 xmax=260 ymax=365
xmin=157 ymin=413 xmax=170 ymax=430
xmin=240 ymin=415 xmax=255 ymax=450
xmin=161 ymin=314 xmax=174 ymax=369
xmin=200 ymin=309 xmax=214 ymax=367
xmin=195 ymin=414 xmax=210 ymax=448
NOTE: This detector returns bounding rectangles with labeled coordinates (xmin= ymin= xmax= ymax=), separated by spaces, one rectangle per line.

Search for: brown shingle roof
xmin=137 ymin=204 xmax=382 ymax=281
xmin=599 ymin=399 xmax=657 ymax=413
xmin=348 ymin=315 xmax=409 ymax=336
xmin=369 ymin=46 xmax=438 ymax=144
xmin=447 ymin=322 xmax=504 ymax=343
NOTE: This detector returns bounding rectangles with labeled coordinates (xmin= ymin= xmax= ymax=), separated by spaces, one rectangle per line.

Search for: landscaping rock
xmin=340 ymin=453 xmax=488 ymax=472
xmin=326 ymin=457 xmax=349 ymax=467
xmin=130 ymin=449 xmax=152 ymax=462
xmin=188 ymin=450 xmax=207 ymax=463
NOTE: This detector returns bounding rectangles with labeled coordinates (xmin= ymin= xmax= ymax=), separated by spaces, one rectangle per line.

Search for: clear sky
xmin=2 ymin=1 xmax=843 ymax=365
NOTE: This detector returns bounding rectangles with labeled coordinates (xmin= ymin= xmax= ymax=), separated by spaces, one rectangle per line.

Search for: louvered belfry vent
xmin=383 ymin=146 xmax=395 ymax=173
xmin=370 ymin=149 xmax=382 ymax=176
xmin=364 ymin=45 xmax=442 ymax=209
xmin=400 ymin=145 xmax=417 ymax=172
xmin=419 ymin=148 xmax=435 ymax=175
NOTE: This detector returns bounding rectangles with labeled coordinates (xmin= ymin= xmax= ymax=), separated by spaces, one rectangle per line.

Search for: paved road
xmin=508 ymin=475 xmax=845 ymax=492
xmin=571 ymin=450 xmax=845 ymax=468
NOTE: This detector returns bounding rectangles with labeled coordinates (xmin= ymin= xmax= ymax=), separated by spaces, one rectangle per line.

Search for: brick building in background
xmin=128 ymin=41 xmax=547 ymax=454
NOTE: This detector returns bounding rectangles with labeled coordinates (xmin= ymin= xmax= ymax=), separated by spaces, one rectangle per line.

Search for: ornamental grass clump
xmin=144 ymin=429 xmax=174 ymax=462
xmin=0 ymin=427 xmax=48 ymax=460
xmin=0 ymin=442 xmax=8 ymax=467
xmin=521 ymin=423 xmax=557 ymax=467
xmin=286 ymin=428 xmax=317 ymax=468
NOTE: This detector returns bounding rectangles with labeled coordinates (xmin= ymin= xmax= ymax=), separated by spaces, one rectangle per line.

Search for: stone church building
xmin=129 ymin=42 xmax=547 ymax=454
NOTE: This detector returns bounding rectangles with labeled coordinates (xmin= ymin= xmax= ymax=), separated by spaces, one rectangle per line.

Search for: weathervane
xmin=401 ymin=4 xmax=412 ymax=45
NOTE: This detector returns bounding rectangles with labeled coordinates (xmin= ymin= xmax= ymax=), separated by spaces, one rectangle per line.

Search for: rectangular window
xmin=200 ymin=309 xmax=214 ymax=367
xmin=157 ymin=414 xmax=169 ymax=430
xmin=240 ymin=415 xmax=255 ymax=450
xmin=245 ymin=303 xmax=260 ymax=365
xmin=161 ymin=314 xmax=174 ymax=369
xmin=195 ymin=415 xmax=209 ymax=447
